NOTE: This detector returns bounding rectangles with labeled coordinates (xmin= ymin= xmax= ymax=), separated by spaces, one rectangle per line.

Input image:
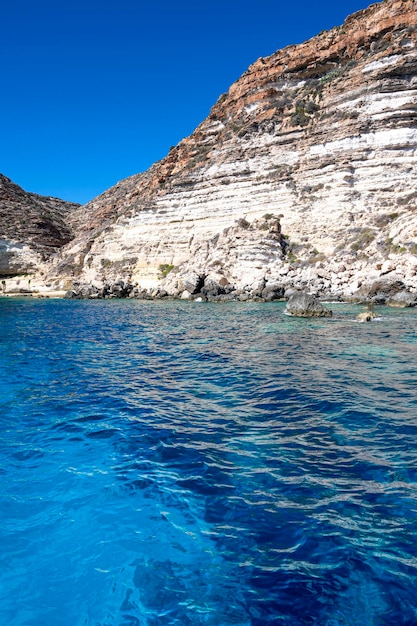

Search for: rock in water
xmin=285 ymin=292 xmax=332 ymax=317
xmin=357 ymin=311 xmax=378 ymax=322
xmin=387 ymin=291 xmax=417 ymax=308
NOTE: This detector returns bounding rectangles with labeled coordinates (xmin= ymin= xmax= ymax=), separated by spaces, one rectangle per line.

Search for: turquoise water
xmin=1 ymin=298 xmax=417 ymax=625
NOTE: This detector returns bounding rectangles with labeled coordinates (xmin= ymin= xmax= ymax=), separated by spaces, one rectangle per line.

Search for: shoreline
xmin=1 ymin=286 xmax=416 ymax=309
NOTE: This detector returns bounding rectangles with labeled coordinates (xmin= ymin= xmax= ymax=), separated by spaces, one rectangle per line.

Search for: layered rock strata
xmin=3 ymin=0 xmax=417 ymax=302
xmin=0 ymin=174 xmax=80 ymax=278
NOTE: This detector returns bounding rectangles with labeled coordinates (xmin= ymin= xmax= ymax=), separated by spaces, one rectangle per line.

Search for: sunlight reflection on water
xmin=1 ymin=299 xmax=417 ymax=625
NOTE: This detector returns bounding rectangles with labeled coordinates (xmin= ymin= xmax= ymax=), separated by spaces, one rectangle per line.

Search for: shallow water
xmin=1 ymin=298 xmax=416 ymax=625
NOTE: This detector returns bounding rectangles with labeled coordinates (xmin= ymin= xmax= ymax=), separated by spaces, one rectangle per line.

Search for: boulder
xmin=151 ymin=288 xmax=169 ymax=299
xmin=181 ymin=272 xmax=204 ymax=295
xmin=73 ymin=284 xmax=102 ymax=298
xmin=285 ymin=292 xmax=332 ymax=317
xmin=250 ymin=279 xmax=266 ymax=298
xmin=201 ymin=278 xmax=223 ymax=298
xmin=64 ymin=290 xmax=79 ymax=299
xmin=387 ymin=291 xmax=417 ymax=308
xmin=350 ymin=279 xmax=406 ymax=304
xmin=109 ymin=281 xmax=133 ymax=298
xmin=284 ymin=287 xmax=299 ymax=300
xmin=261 ymin=283 xmax=285 ymax=301
xmin=357 ymin=310 xmax=379 ymax=322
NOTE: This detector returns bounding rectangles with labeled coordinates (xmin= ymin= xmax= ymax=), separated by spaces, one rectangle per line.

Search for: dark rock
xmin=109 ymin=284 xmax=124 ymax=297
xmin=106 ymin=281 xmax=134 ymax=298
xmin=79 ymin=284 xmax=103 ymax=299
xmin=216 ymin=293 xmax=238 ymax=302
xmin=201 ymin=278 xmax=223 ymax=298
xmin=182 ymin=272 xmax=204 ymax=294
xmin=0 ymin=173 xmax=80 ymax=276
xmin=387 ymin=290 xmax=417 ymax=307
xmin=151 ymin=288 xmax=169 ymax=299
xmin=351 ymin=279 xmax=406 ymax=304
xmin=285 ymin=292 xmax=332 ymax=317
xmin=262 ymin=283 xmax=285 ymax=301
xmin=135 ymin=289 xmax=153 ymax=300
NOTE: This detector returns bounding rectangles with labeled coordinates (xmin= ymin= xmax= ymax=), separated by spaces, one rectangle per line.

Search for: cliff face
xmin=0 ymin=174 xmax=80 ymax=277
xmin=6 ymin=0 xmax=417 ymax=299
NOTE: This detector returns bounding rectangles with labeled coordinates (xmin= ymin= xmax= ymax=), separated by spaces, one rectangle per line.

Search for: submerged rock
xmin=356 ymin=301 xmax=380 ymax=321
xmin=285 ymin=292 xmax=332 ymax=318
xmin=357 ymin=310 xmax=379 ymax=322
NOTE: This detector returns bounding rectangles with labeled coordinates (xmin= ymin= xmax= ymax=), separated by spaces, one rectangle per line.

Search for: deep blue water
xmin=1 ymin=298 xmax=417 ymax=626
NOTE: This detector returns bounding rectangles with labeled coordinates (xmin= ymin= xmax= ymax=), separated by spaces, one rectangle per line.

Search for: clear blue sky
xmin=1 ymin=0 xmax=374 ymax=204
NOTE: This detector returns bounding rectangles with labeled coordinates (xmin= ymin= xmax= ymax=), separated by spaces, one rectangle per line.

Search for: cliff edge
xmin=0 ymin=174 xmax=79 ymax=280
xmin=3 ymin=0 xmax=417 ymax=302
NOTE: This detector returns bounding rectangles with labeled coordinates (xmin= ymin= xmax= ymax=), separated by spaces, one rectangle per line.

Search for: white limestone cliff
xmin=2 ymin=0 xmax=417 ymax=302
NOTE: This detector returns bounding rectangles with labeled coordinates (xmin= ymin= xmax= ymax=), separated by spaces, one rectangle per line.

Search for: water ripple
xmin=1 ymin=299 xmax=417 ymax=624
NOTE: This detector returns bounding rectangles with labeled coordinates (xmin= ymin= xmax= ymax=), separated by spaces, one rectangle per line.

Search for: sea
xmin=1 ymin=297 xmax=416 ymax=626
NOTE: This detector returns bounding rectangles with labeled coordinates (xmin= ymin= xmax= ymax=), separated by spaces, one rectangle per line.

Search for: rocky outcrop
xmin=0 ymin=174 xmax=80 ymax=277
xmin=349 ymin=277 xmax=407 ymax=302
xmin=285 ymin=292 xmax=333 ymax=317
xmin=160 ymin=214 xmax=288 ymax=298
xmin=3 ymin=0 xmax=417 ymax=303
xmin=387 ymin=290 xmax=417 ymax=306
xmin=357 ymin=309 xmax=379 ymax=321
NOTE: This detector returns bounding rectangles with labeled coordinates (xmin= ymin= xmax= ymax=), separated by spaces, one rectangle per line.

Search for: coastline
xmin=1 ymin=281 xmax=416 ymax=309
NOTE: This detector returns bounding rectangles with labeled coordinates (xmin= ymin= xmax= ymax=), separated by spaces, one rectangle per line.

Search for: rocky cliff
xmin=0 ymin=174 xmax=80 ymax=279
xmin=3 ymin=0 xmax=417 ymax=301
